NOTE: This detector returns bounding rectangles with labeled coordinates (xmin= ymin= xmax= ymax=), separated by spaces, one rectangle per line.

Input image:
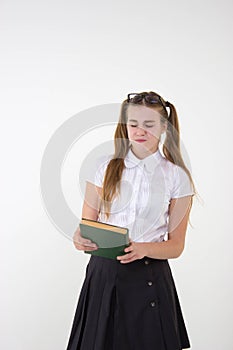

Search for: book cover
xmin=79 ymin=218 xmax=130 ymax=260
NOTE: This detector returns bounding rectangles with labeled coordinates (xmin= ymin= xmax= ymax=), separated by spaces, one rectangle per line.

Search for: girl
xmin=66 ymin=91 xmax=195 ymax=350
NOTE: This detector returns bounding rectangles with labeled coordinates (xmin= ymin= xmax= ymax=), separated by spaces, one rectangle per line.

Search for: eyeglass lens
xmin=129 ymin=93 xmax=160 ymax=104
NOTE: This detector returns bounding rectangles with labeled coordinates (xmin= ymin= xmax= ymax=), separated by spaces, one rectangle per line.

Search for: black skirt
xmin=66 ymin=255 xmax=191 ymax=350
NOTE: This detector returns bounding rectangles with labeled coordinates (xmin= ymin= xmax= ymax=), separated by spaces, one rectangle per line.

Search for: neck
xmin=130 ymin=144 xmax=159 ymax=159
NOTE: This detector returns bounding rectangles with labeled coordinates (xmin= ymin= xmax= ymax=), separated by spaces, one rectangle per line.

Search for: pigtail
xmin=163 ymin=103 xmax=195 ymax=192
xmin=101 ymin=103 xmax=130 ymax=219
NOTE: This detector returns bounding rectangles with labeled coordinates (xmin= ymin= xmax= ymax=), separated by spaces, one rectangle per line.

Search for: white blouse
xmin=86 ymin=148 xmax=194 ymax=243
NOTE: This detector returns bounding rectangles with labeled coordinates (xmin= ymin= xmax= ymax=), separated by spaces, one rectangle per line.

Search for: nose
xmin=136 ymin=126 xmax=146 ymax=135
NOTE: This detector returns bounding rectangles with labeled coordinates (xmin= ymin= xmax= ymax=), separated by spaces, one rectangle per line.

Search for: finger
xmin=84 ymin=242 xmax=98 ymax=248
xmin=74 ymin=243 xmax=98 ymax=251
xmin=73 ymin=236 xmax=91 ymax=245
xmin=73 ymin=237 xmax=97 ymax=248
xmin=119 ymin=259 xmax=132 ymax=264
xmin=119 ymin=256 xmax=137 ymax=264
xmin=83 ymin=246 xmax=98 ymax=251
xmin=74 ymin=241 xmax=98 ymax=249
xmin=124 ymin=245 xmax=133 ymax=253
xmin=117 ymin=252 xmax=135 ymax=261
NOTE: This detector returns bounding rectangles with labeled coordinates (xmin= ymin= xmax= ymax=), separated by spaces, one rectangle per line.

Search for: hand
xmin=116 ymin=239 xmax=148 ymax=264
xmin=73 ymin=227 xmax=98 ymax=251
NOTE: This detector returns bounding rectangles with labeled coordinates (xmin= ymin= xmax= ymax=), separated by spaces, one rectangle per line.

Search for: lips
xmin=135 ymin=139 xmax=147 ymax=142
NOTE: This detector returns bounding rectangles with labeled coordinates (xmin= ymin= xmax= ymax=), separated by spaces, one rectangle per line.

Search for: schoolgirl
xmin=66 ymin=91 xmax=195 ymax=350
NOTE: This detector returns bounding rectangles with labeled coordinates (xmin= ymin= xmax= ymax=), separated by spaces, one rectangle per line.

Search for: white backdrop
xmin=1 ymin=0 xmax=233 ymax=349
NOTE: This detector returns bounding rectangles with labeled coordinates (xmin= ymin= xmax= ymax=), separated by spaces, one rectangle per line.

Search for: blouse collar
xmin=124 ymin=147 xmax=163 ymax=173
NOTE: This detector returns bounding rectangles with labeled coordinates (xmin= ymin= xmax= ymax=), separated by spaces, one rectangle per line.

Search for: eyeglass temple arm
xmin=127 ymin=93 xmax=138 ymax=102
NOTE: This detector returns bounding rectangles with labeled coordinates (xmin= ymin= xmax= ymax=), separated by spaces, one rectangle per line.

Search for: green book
xmin=80 ymin=218 xmax=130 ymax=260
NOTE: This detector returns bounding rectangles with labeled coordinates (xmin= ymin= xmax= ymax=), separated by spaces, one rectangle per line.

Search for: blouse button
xmin=147 ymin=281 xmax=153 ymax=286
xmin=144 ymin=260 xmax=149 ymax=265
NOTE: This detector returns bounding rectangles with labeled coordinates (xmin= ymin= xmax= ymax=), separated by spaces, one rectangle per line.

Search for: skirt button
xmin=150 ymin=300 xmax=158 ymax=308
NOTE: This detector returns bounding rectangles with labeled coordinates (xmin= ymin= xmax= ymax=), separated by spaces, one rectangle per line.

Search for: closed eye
xmin=128 ymin=123 xmax=155 ymax=128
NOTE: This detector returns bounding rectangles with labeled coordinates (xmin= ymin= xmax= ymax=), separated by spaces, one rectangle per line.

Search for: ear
xmin=161 ymin=119 xmax=168 ymax=134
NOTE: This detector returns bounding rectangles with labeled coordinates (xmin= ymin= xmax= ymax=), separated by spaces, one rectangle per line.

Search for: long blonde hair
xmin=101 ymin=91 xmax=195 ymax=218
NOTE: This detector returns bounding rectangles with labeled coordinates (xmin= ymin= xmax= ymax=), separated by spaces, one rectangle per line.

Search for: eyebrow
xmin=128 ymin=119 xmax=156 ymax=123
